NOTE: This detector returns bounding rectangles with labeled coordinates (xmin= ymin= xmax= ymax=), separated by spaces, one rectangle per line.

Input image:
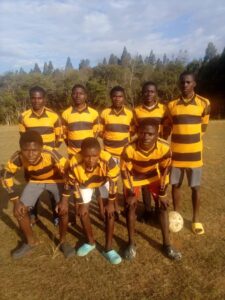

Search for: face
xmin=71 ymin=87 xmax=87 ymax=106
xmin=21 ymin=142 xmax=42 ymax=165
xmin=138 ymin=125 xmax=158 ymax=150
xmin=142 ymin=85 xmax=157 ymax=105
xmin=82 ymin=147 xmax=100 ymax=172
xmin=179 ymin=75 xmax=196 ymax=96
xmin=111 ymin=91 xmax=124 ymax=109
xmin=30 ymin=91 xmax=46 ymax=112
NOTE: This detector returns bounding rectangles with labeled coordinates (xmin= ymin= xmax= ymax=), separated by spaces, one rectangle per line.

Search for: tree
xmin=102 ymin=57 xmax=107 ymax=65
xmin=43 ymin=62 xmax=49 ymax=75
xmin=120 ymin=46 xmax=131 ymax=66
xmin=204 ymin=42 xmax=217 ymax=62
xmin=65 ymin=57 xmax=73 ymax=71
xmin=48 ymin=61 xmax=54 ymax=74
xmin=79 ymin=59 xmax=90 ymax=70
xmin=108 ymin=54 xmax=118 ymax=65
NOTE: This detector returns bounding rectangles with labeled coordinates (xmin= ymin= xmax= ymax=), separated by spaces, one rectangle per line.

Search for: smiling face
xmin=142 ymin=84 xmax=157 ymax=106
xmin=30 ymin=91 xmax=46 ymax=113
xmin=138 ymin=124 xmax=158 ymax=151
xmin=21 ymin=142 xmax=42 ymax=165
xmin=82 ymin=147 xmax=100 ymax=172
xmin=111 ymin=90 xmax=124 ymax=109
xmin=71 ymin=87 xmax=87 ymax=107
xmin=179 ymin=74 xmax=196 ymax=98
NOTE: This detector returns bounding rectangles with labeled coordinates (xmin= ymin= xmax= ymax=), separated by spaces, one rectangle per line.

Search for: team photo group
xmin=1 ymin=70 xmax=210 ymax=265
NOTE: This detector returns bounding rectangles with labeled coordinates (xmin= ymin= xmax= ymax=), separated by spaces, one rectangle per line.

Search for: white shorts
xmin=80 ymin=182 xmax=109 ymax=204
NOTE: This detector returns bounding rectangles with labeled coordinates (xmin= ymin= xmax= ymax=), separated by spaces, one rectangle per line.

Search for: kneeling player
xmin=121 ymin=119 xmax=182 ymax=260
xmin=1 ymin=131 xmax=74 ymax=259
xmin=57 ymin=137 xmax=122 ymax=265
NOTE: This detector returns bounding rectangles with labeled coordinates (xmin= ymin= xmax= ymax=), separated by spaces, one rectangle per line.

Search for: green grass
xmin=0 ymin=121 xmax=225 ymax=300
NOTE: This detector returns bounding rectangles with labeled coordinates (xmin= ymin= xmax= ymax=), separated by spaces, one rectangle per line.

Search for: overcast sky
xmin=0 ymin=0 xmax=225 ymax=73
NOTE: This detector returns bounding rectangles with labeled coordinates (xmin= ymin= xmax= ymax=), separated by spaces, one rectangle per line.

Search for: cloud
xmin=0 ymin=0 xmax=224 ymax=73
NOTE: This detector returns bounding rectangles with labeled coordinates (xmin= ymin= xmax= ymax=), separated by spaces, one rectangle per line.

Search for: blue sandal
xmin=77 ymin=243 xmax=96 ymax=256
xmin=103 ymin=249 xmax=122 ymax=265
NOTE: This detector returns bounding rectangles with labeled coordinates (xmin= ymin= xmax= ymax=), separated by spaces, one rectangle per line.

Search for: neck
xmin=33 ymin=107 xmax=45 ymax=115
xmin=139 ymin=142 xmax=155 ymax=152
xmin=113 ymin=105 xmax=123 ymax=112
xmin=74 ymin=103 xmax=86 ymax=111
xmin=182 ymin=92 xmax=194 ymax=100
xmin=143 ymin=99 xmax=156 ymax=108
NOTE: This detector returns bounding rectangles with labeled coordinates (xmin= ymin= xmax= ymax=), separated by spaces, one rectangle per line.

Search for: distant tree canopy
xmin=0 ymin=42 xmax=224 ymax=124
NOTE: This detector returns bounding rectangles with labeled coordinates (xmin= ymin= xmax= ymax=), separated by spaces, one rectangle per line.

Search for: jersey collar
xmin=71 ymin=104 xmax=89 ymax=114
xmin=109 ymin=106 xmax=126 ymax=116
xmin=31 ymin=107 xmax=48 ymax=118
xmin=178 ymin=94 xmax=197 ymax=106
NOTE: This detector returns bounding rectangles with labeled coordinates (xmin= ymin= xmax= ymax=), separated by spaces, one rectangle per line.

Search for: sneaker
xmin=30 ymin=214 xmax=38 ymax=227
xmin=137 ymin=210 xmax=152 ymax=224
xmin=60 ymin=242 xmax=75 ymax=258
xmin=163 ymin=245 xmax=182 ymax=261
xmin=12 ymin=243 xmax=36 ymax=259
xmin=124 ymin=244 xmax=136 ymax=260
xmin=114 ymin=210 xmax=121 ymax=221
xmin=103 ymin=249 xmax=122 ymax=265
xmin=76 ymin=243 xmax=96 ymax=257
xmin=53 ymin=217 xmax=59 ymax=226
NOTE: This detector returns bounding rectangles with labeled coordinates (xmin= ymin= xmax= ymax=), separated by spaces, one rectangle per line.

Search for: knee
xmin=77 ymin=205 xmax=88 ymax=218
xmin=191 ymin=186 xmax=200 ymax=193
xmin=172 ymin=183 xmax=181 ymax=189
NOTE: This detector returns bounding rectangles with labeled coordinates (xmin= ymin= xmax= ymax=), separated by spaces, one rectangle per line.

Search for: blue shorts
xmin=170 ymin=167 xmax=202 ymax=187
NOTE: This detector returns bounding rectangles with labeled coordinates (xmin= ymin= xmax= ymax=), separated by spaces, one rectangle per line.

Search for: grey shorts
xmin=170 ymin=167 xmax=202 ymax=187
xmin=20 ymin=182 xmax=64 ymax=207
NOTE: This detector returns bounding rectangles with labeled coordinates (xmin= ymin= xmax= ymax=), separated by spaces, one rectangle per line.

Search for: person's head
xmin=110 ymin=86 xmax=125 ymax=109
xmin=179 ymin=71 xmax=196 ymax=97
xmin=29 ymin=86 xmax=46 ymax=112
xmin=81 ymin=137 xmax=101 ymax=171
xmin=141 ymin=81 xmax=158 ymax=106
xmin=19 ymin=131 xmax=43 ymax=165
xmin=138 ymin=119 xmax=159 ymax=150
xmin=71 ymin=84 xmax=87 ymax=107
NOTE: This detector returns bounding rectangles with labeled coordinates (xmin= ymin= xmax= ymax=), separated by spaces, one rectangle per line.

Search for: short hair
xmin=81 ymin=137 xmax=101 ymax=152
xmin=141 ymin=81 xmax=158 ymax=94
xmin=110 ymin=86 xmax=125 ymax=97
xmin=29 ymin=86 xmax=46 ymax=97
xmin=71 ymin=84 xmax=87 ymax=94
xmin=19 ymin=131 xmax=43 ymax=148
xmin=138 ymin=118 xmax=159 ymax=132
xmin=179 ymin=71 xmax=196 ymax=82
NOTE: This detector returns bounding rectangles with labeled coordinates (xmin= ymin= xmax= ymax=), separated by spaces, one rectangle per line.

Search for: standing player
xmin=57 ymin=137 xmax=122 ymax=265
xmin=120 ymin=119 xmax=182 ymax=260
xmin=167 ymin=71 xmax=210 ymax=235
xmin=19 ymin=86 xmax=63 ymax=225
xmin=100 ymin=86 xmax=135 ymax=218
xmin=134 ymin=82 xmax=170 ymax=222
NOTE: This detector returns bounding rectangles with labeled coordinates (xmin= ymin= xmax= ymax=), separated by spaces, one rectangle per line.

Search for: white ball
xmin=169 ymin=211 xmax=184 ymax=233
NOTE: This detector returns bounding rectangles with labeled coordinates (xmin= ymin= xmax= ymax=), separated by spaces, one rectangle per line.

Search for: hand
xmin=159 ymin=196 xmax=169 ymax=210
xmin=13 ymin=200 xmax=27 ymax=220
xmin=104 ymin=200 xmax=115 ymax=219
xmin=56 ymin=199 xmax=68 ymax=216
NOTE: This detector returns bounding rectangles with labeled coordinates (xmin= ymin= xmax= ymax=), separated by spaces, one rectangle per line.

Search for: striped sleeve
xmin=120 ymin=147 xmax=134 ymax=193
xmin=107 ymin=156 xmax=119 ymax=199
xmin=18 ymin=114 xmax=26 ymax=134
xmin=54 ymin=116 xmax=64 ymax=147
xmin=201 ymin=100 xmax=210 ymax=134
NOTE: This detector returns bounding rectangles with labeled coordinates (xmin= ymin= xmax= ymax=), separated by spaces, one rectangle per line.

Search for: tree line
xmin=0 ymin=42 xmax=224 ymax=124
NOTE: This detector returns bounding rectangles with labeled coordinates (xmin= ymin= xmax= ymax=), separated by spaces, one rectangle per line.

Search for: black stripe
xmin=172 ymin=115 xmax=201 ymax=124
xmin=171 ymin=133 xmax=200 ymax=144
xmin=93 ymin=117 xmax=99 ymax=125
xmin=136 ymin=117 xmax=162 ymax=125
xmin=54 ymin=118 xmax=61 ymax=127
xmin=201 ymin=124 xmax=208 ymax=132
xmin=27 ymin=126 xmax=54 ymax=135
xmin=26 ymin=165 xmax=54 ymax=177
xmin=44 ymin=141 xmax=55 ymax=148
xmin=108 ymin=157 xmax=117 ymax=169
xmin=133 ymin=169 xmax=158 ymax=181
xmin=68 ymin=139 xmax=83 ymax=149
xmin=172 ymin=152 xmax=201 ymax=161
xmin=104 ymin=137 xmax=129 ymax=148
xmin=132 ymin=157 xmax=167 ymax=167
xmin=82 ymin=175 xmax=105 ymax=186
xmin=68 ymin=122 xmax=93 ymax=131
xmin=105 ymin=124 xmax=129 ymax=133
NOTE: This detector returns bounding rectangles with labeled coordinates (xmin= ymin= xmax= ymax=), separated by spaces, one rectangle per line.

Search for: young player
xmin=61 ymin=84 xmax=99 ymax=157
xmin=19 ymin=86 xmax=63 ymax=225
xmin=99 ymin=86 xmax=135 ymax=218
xmin=57 ymin=137 xmax=122 ymax=265
xmin=120 ymin=119 xmax=182 ymax=260
xmin=167 ymin=71 xmax=210 ymax=235
xmin=134 ymin=82 xmax=170 ymax=223
xmin=1 ymin=131 xmax=74 ymax=259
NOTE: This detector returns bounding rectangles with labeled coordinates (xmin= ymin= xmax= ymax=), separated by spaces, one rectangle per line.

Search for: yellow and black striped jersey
xmin=100 ymin=106 xmax=135 ymax=157
xmin=167 ymin=94 xmax=210 ymax=168
xmin=64 ymin=150 xmax=119 ymax=199
xmin=19 ymin=107 xmax=63 ymax=148
xmin=2 ymin=148 xmax=67 ymax=199
xmin=134 ymin=101 xmax=170 ymax=138
xmin=62 ymin=105 xmax=99 ymax=155
xmin=120 ymin=138 xmax=171 ymax=192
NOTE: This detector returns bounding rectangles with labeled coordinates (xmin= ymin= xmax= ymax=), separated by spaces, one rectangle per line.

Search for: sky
xmin=0 ymin=0 xmax=225 ymax=74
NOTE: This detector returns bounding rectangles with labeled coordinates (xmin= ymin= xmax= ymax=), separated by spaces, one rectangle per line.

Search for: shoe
xmin=30 ymin=214 xmax=38 ymax=227
xmin=163 ymin=245 xmax=182 ymax=261
xmin=114 ymin=210 xmax=121 ymax=221
xmin=192 ymin=222 xmax=205 ymax=235
xmin=12 ymin=243 xmax=36 ymax=259
xmin=124 ymin=244 xmax=136 ymax=260
xmin=137 ymin=211 xmax=152 ymax=224
xmin=103 ymin=249 xmax=122 ymax=265
xmin=60 ymin=242 xmax=75 ymax=258
xmin=76 ymin=243 xmax=96 ymax=257
xmin=53 ymin=217 xmax=59 ymax=226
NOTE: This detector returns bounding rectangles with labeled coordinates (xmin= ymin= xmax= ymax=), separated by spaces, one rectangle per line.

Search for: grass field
xmin=0 ymin=121 xmax=225 ymax=300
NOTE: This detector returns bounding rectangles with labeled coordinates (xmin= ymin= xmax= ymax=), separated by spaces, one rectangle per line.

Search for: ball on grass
xmin=169 ymin=211 xmax=184 ymax=233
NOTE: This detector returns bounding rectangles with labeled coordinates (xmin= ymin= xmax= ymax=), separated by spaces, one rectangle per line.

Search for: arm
xmin=54 ymin=116 xmax=64 ymax=148
xmin=158 ymin=149 xmax=171 ymax=209
xmin=201 ymin=100 xmax=211 ymax=134
xmin=18 ymin=114 xmax=26 ymax=135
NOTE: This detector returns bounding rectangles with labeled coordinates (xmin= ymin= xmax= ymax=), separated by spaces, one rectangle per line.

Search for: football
xmin=169 ymin=211 xmax=184 ymax=233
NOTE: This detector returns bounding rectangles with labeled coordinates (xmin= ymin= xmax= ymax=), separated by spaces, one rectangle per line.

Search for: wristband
xmin=10 ymin=196 xmax=19 ymax=202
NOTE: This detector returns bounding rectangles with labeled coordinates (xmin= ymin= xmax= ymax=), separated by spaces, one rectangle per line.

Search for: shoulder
xmin=134 ymin=105 xmax=142 ymax=113
xmin=195 ymin=94 xmax=210 ymax=106
xmin=100 ymin=150 xmax=112 ymax=162
xmin=167 ymin=98 xmax=179 ymax=108
xmin=124 ymin=106 xmax=134 ymax=116
xmin=87 ymin=106 xmax=99 ymax=116
xmin=100 ymin=107 xmax=111 ymax=117
xmin=9 ymin=151 xmax=22 ymax=165
xmin=70 ymin=153 xmax=82 ymax=167
xmin=20 ymin=109 xmax=32 ymax=118
xmin=42 ymin=148 xmax=63 ymax=162
xmin=62 ymin=106 xmax=72 ymax=118
xmin=45 ymin=107 xmax=59 ymax=117
xmin=156 ymin=138 xmax=170 ymax=153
